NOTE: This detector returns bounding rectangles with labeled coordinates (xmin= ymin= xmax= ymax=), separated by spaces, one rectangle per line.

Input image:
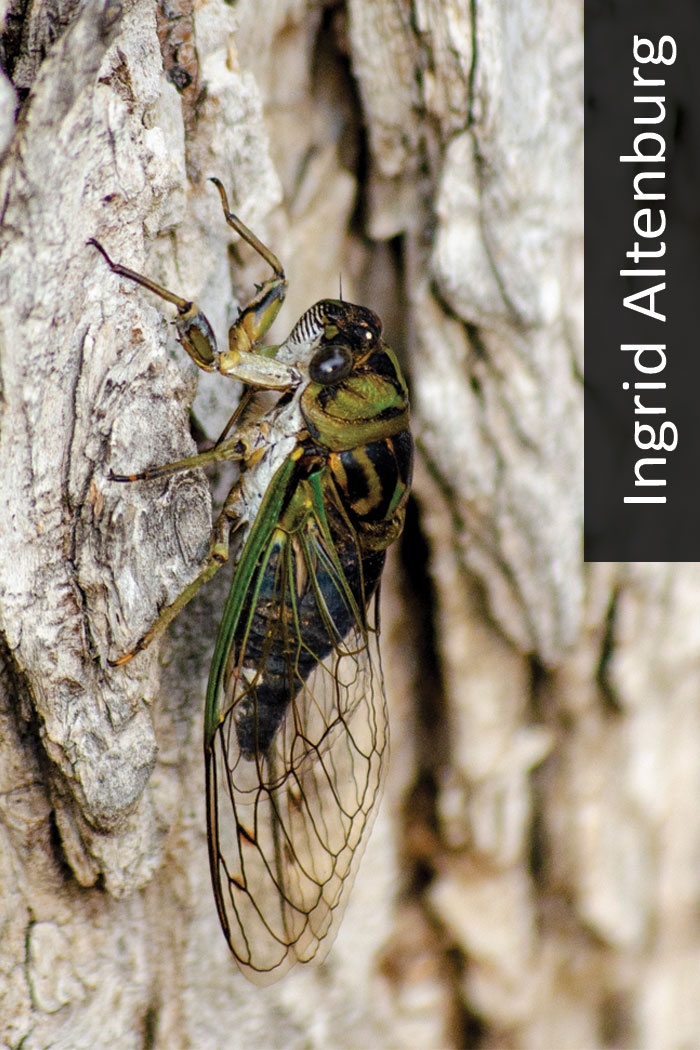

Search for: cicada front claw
xmin=90 ymin=179 xmax=288 ymax=381
xmin=88 ymin=238 xmax=219 ymax=371
xmin=217 ymin=349 xmax=301 ymax=390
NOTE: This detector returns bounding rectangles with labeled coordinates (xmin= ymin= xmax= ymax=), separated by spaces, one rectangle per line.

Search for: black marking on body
xmin=333 ymin=431 xmax=412 ymax=524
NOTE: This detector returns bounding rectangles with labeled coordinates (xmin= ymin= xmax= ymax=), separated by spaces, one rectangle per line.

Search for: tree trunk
xmin=1 ymin=3 xmax=692 ymax=1050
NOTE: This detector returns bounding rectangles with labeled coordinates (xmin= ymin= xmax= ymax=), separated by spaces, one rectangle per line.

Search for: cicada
xmin=90 ymin=179 xmax=412 ymax=984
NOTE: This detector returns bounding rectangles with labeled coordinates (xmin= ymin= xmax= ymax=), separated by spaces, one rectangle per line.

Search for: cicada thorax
xmin=300 ymin=308 xmax=414 ymax=552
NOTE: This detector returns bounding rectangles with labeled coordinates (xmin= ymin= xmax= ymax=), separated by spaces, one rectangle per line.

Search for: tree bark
xmin=1 ymin=3 xmax=692 ymax=1050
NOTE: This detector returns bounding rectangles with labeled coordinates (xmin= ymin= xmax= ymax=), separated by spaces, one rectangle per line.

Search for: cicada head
xmin=279 ymin=300 xmax=409 ymax=453
xmin=274 ymin=300 xmax=378 ymax=366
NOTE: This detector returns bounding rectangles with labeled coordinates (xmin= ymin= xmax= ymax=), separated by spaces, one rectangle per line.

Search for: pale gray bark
xmin=1 ymin=3 xmax=696 ymax=1050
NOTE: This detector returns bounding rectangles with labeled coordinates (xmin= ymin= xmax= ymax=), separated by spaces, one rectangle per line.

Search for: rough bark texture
xmin=0 ymin=3 xmax=692 ymax=1050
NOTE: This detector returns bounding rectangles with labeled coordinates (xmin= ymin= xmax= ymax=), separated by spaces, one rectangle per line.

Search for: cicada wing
xmin=205 ymin=518 xmax=389 ymax=985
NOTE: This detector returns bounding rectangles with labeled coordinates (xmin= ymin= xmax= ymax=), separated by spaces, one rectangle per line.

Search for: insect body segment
xmin=93 ymin=181 xmax=412 ymax=982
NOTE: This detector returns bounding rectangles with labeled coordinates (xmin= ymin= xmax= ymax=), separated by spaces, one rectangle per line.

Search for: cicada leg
xmin=208 ymin=178 xmax=295 ymax=388
xmin=208 ymin=177 xmax=286 ymax=358
xmin=89 ymin=178 xmax=293 ymax=387
xmin=91 ymin=183 xmax=299 ymax=664
xmin=88 ymin=237 xmax=220 ymax=372
xmin=108 ymin=435 xmax=248 ymax=483
xmin=108 ymin=432 xmax=256 ymax=665
xmin=110 ymin=504 xmax=237 ymax=666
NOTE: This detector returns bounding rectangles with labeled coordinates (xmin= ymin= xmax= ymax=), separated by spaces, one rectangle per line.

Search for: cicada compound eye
xmin=309 ymin=342 xmax=354 ymax=385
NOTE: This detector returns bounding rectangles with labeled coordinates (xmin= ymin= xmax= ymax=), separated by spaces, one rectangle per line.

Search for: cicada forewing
xmin=204 ymin=465 xmax=389 ymax=984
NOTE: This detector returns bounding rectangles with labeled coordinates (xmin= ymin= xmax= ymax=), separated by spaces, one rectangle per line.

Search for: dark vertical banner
xmin=585 ymin=1 xmax=700 ymax=560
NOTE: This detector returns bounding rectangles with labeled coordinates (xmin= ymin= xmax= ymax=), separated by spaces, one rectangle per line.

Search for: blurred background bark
xmin=1 ymin=2 xmax=696 ymax=1049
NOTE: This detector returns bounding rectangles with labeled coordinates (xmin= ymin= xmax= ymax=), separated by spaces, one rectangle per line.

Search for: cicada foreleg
xmin=89 ymin=178 xmax=292 ymax=388
xmin=207 ymin=178 xmax=296 ymax=389
xmin=88 ymin=237 xmax=220 ymax=372
xmin=91 ymin=184 xmax=299 ymax=666
xmin=208 ymin=178 xmax=286 ymax=354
